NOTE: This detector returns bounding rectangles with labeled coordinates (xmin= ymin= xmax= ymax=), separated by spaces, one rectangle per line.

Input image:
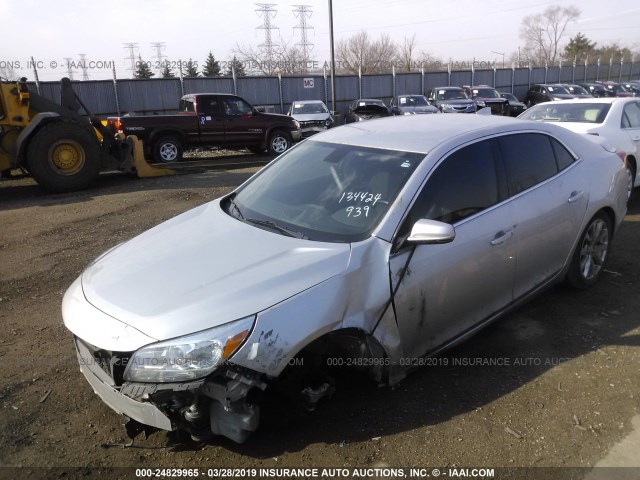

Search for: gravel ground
xmin=0 ymin=158 xmax=639 ymax=480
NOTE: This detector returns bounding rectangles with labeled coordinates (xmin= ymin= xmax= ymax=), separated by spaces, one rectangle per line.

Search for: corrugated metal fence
xmin=32 ymin=62 xmax=640 ymax=118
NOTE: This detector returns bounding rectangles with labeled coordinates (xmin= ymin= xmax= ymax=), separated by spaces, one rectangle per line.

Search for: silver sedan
xmin=63 ymin=114 xmax=628 ymax=443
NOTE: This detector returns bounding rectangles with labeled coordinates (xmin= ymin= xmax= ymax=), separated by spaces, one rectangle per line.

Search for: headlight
xmin=403 ymin=112 xmax=412 ymax=115
xmin=475 ymin=100 xmax=486 ymax=107
xmin=440 ymin=103 xmax=450 ymax=109
xmin=292 ymin=120 xmax=301 ymax=129
xmin=324 ymin=118 xmax=333 ymax=127
xmin=124 ymin=316 xmax=254 ymax=383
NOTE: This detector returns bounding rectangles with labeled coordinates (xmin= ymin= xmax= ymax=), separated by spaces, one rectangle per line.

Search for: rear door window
xmin=622 ymin=102 xmax=640 ymax=129
xmin=499 ymin=133 xmax=559 ymax=195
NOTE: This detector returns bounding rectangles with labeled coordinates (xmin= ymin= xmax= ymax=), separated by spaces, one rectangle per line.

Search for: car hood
xmin=439 ymin=99 xmax=474 ymax=105
xmin=398 ymin=106 xmax=438 ymax=114
xmin=293 ymin=113 xmax=331 ymax=122
xmin=352 ymin=104 xmax=390 ymax=116
xmin=80 ymin=200 xmax=351 ymax=341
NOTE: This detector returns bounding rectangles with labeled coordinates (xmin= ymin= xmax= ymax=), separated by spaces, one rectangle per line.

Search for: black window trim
xmin=390 ymin=130 xmax=582 ymax=252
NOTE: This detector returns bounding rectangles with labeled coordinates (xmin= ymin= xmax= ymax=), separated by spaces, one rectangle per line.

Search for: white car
xmin=519 ymin=98 xmax=640 ymax=200
xmin=62 ymin=114 xmax=628 ymax=444
xmin=287 ymin=100 xmax=334 ymax=137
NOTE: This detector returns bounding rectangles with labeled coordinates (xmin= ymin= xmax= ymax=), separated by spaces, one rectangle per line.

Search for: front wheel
xmin=566 ymin=212 xmax=612 ymax=289
xmin=153 ymin=136 xmax=183 ymax=163
xmin=27 ymin=121 xmax=101 ymax=192
xmin=267 ymin=131 xmax=292 ymax=155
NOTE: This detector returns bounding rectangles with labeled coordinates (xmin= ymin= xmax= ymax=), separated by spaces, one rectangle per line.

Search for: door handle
xmin=491 ymin=229 xmax=513 ymax=246
xmin=632 ymin=136 xmax=640 ymax=141
xmin=568 ymin=190 xmax=584 ymax=204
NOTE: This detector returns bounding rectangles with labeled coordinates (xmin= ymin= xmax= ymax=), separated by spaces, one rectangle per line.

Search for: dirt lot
xmin=1 ymin=159 xmax=639 ymax=479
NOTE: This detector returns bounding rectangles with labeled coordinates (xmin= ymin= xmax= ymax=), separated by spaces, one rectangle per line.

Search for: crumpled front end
xmin=73 ymin=334 xmax=267 ymax=443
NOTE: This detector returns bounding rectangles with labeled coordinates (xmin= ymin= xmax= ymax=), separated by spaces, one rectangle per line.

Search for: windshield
xmin=227 ymin=141 xmax=424 ymax=242
xmin=291 ymin=102 xmax=328 ymax=115
xmin=473 ymin=88 xmax=500 ymax=98
xmin=437 ymin=89 xmax=469 ymax=100
xmin=566 ymin=85 xmax=589 ymax=95
xmin=547 ymin=85 xmax=570 ymax=94
xmin=399 ymin=95 xmax=429 ymax=106
xmin=520 ymin=103 xmax=611 ymax=123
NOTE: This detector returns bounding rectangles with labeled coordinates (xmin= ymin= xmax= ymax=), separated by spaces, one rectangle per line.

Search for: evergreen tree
xmin=563 ymin=32 xmax=597 ymax=62
xmin=185 ymin=58 xmax=199 ymax=77
xmin=161 ymin=61 xmax=175 ymax=78
xmin=224 ymin=56 xmax=246 ymax=77
xmin=134 ymin=55 xmax=155 ymax=79
xmin=203 ymin=52 xmax=221 ymax=77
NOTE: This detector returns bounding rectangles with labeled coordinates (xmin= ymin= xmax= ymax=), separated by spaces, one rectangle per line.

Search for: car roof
xmin=291 ymin=100 xmax=325 ymax=104
xmin=432 ymin=86 xmax=464 ymax=90
xmin=531 ymin=97 xmax=629 ymax=105
xmin=310 ymin=114 xmax=560 ymax=154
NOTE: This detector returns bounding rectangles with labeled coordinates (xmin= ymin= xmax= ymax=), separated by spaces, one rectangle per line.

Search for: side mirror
xmin=407 ymin=219 xmax=455 ymax=244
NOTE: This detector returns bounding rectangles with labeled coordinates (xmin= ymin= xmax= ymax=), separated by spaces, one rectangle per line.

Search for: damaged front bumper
xmin=74 ymin=337 xmax=266 ymax=443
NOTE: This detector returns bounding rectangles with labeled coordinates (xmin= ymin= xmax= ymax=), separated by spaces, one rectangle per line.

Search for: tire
xmin=247 ymin=145 xmax=266 ymax=154
xmin=624 ymin=162 xmax=635 ymax=203
xmin=152 ymin=136 xmax=183 ymax=163
xmin=27 ymin=121 xmax=101 ymax=193
xmin=567 ymin=212 xmax=612 ymax=289
xmin=267 ymin=130 xmax=292 ymax=155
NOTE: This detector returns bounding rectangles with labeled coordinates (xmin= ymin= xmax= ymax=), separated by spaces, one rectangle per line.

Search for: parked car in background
xmin=427 ymin=87 xmax=477 ymax=113
xmin=345 ymin=99 xmax=392 ymax=123
xmin=578 ymin=83 xmax=614 ymax=98
xmin=287 ymin=100 xmax=334 ymax=138
xmin=523 ymin=84 xmax=576 ymax=107
xmin=561 ymin=84 xmax=593 ymax=98
xmin=597 ymin=81 xmax=634 ymax=98
xmin=389 ymin=95 xmax=439 ymax=115
xmin=621 ymin=82 xmax=640 ymax=96
xmin=63 ymin=114 xmax=628 ymax=444
xmin=462 ymin=85 xmax=510 ymax=115
xmin=500 ymin=93 xmax=527 ymax=117
xmin=519 ymin=97 xmax=640 ymax=201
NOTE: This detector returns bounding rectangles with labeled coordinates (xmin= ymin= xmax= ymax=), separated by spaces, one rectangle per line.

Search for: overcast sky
xmin=1 ymin=0 xmax=639 ymax=81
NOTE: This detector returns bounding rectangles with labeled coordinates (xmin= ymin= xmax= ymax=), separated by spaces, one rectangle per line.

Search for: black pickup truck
xmin=107 ymin=93 xmax=302 ymax=162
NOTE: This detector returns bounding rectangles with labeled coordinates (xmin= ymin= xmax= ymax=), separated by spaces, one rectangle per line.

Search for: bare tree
xmin=234 ymin=36 xmax=311 ymax=76
xmin=0 ymin=63 xmax=18 ymax=80
xmin=336 ymin=31 xmax=398 ymax=74
xmin=520 ymin=5 xmax=580 ymax=66
xmin=399 ymin=34 xmax=418 ymax=72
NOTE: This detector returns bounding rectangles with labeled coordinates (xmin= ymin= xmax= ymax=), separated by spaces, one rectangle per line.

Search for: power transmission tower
xmin=151 ymin=42 xmax=166 ymax=76
xmin=63 ymin=57 xmax=75 ymax=80
xmin=78 ymin=53 xmax=89 ymax=80
xmin=123 ymin=43 xmax=139 ymax=78
xmin=292 ymin=4 xmax=314 ymax=67
xmin=255 ymin=3 xmax=279 ymax=73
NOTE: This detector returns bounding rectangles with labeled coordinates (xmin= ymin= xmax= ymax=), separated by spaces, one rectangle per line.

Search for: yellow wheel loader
xmin=0 ymin=77 xmax=174 ymax=193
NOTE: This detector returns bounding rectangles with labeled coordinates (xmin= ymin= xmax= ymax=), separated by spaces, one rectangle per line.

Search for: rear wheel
xmin=267 ymin=131 xmax=292 ymax=155
xmin=567 ymin=212 xmax=612 ymax=289
xmin=27 ymin=121 xmax=101 ymax=193
xmin=624 ymin=162 xmax=635 ymax=203
xmin=153 ymin=136 xmax=183 ymax=163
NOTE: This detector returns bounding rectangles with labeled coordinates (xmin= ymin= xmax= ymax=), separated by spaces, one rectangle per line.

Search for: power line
xmin=293 ymin=5 xmax=314 ymax=64
xmin=63 ymin=57 xmax=74 ymax=80
xmin=255 ymin=3 xmax=279 ymax=69
xmin=151 ymin=42 xmax=166 ymax=75
xmin=78 ymin=53 xmax=89 ymax=80
xmin=123 ymin=43 xmax=139 ymax=78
